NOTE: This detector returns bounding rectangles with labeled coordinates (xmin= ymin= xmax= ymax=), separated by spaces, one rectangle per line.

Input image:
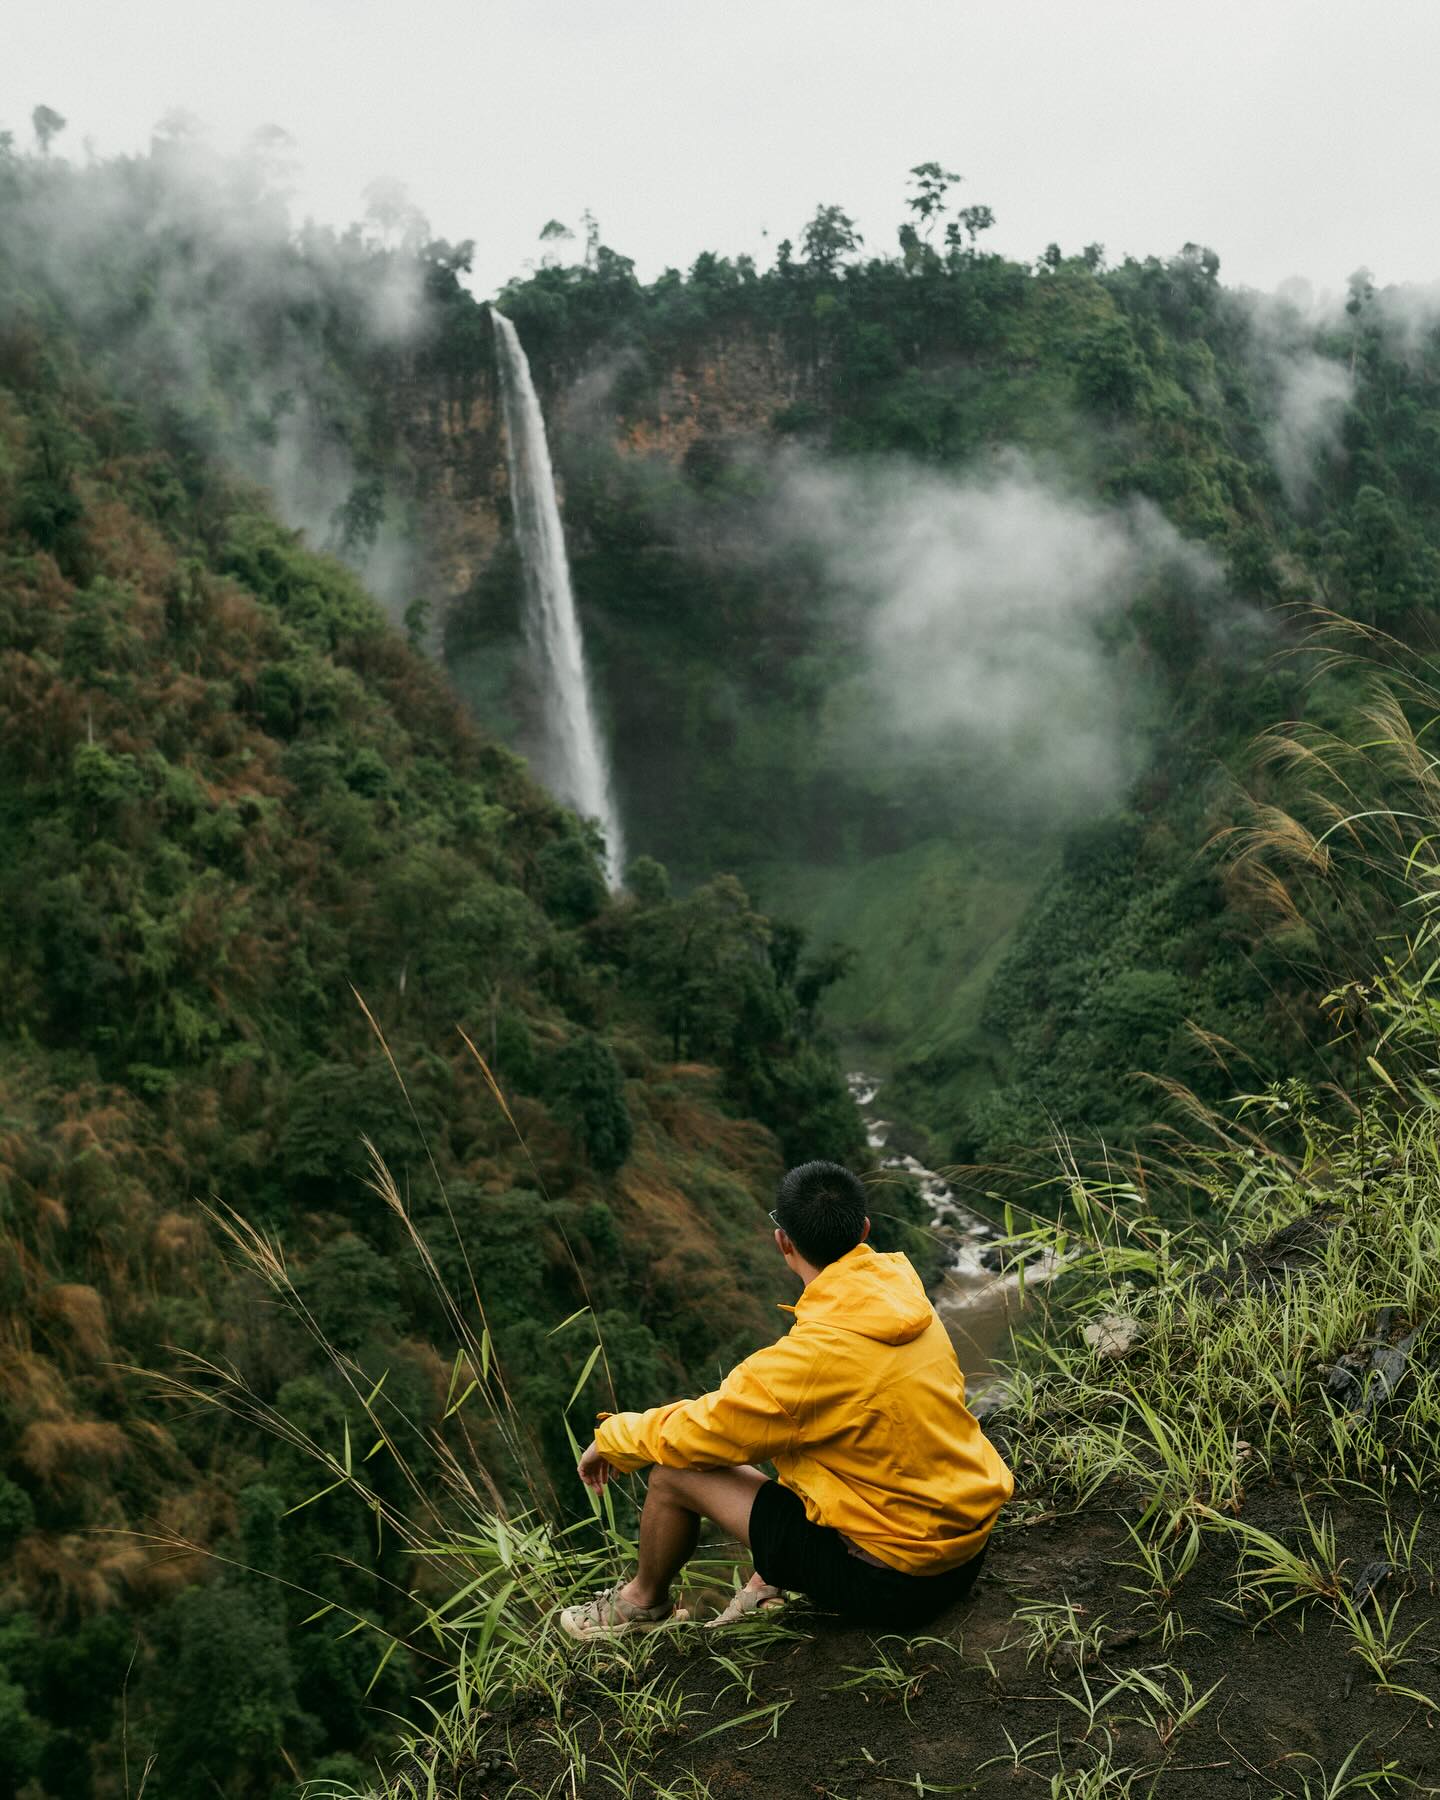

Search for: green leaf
xmin=364 ymin=1634 xmax=401 ymax=1696
xmin=1367 ymin=1055 xmax=1400 ymax=1093
xmin=693 ymin=1699 xmax=789 ymax=1745
xmin=444 ymin=1379 xmax=478 ymax=1421
xmin=443 ymin=1349 xmax=466 ymax=1412
xmin=566 ymin=1342 xmax=603 ymax=1411
xmin=282 ymin=1477 xmax=344 ymax=1517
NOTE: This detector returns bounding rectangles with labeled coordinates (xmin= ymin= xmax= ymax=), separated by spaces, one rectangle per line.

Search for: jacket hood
xmin=791 ymin=1244 xmax=934 ymax=1344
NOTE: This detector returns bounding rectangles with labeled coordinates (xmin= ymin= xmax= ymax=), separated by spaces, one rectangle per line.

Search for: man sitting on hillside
xmin=559 ymin=1160 xmax=1013 ymax=1637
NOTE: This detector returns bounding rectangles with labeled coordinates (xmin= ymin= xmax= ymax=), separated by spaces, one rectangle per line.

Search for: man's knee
xmin=645 ymin=1463 xmax=687 ymax=1499
xmin=645 ymin=1465 xmax=715 ymax=1515
xmin=643 ymin=1463 xmax=766 ymax=1540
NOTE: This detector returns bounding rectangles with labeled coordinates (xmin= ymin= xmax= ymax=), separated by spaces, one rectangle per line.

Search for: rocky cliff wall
xmin=398 ymin=323 xmax=807 ymax=631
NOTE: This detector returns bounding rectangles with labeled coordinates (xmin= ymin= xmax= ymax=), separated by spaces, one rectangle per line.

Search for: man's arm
xmin=593 ymin=1347 xmax=800 ymax=1473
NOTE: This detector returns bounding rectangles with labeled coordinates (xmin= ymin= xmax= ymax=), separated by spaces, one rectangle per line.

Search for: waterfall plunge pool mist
xmin=490 ymin=307 xmax=626 ymax=887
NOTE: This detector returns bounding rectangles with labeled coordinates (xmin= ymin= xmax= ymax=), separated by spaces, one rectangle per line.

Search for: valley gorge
xmin=5 ymin=130 xmax=1440 ymax=1798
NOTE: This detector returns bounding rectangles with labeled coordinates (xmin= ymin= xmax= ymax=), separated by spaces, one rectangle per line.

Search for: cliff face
xmin=602 ymin=328 xmax=806 ymax=458
xmin=403 ymin=372 xmax=506 ymax=621
xmin=400 ymin=322 xmax=808 ymax=634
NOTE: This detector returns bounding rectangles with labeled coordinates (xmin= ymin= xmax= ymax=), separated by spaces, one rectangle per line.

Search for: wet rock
xmin=979 ymin=1241 xmax=1047 ymax=1276
xmin=1325 ymin=1356 xmax=1367 ymax=1409
xmin=1351 ymin=1561 xmax=1393 ymax=1607
xmin=1362 ymin=1332 xmax=1416 ymax=1418
xmin=970 ymin=1383 xmax=1011 ymax=1423
xmin=1082 ymin=1313 xmax=1143 ymax=1358
xmin=1325 ymin=1318 xmax=1417 ymax=1418
xmin=1195 ymin=1209 xmax=1341 ymax=1299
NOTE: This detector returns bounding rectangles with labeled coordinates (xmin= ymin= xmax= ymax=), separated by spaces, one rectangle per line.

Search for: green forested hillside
xmin=0 ymin=130 xmax=879 ymax=1798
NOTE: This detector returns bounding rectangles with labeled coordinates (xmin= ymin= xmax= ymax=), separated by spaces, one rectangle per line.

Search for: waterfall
xmin=490 ymin=306 xmax=626 ymax=887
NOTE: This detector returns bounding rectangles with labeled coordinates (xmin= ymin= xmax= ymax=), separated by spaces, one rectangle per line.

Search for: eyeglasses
xmin=768 ymin=1210 xmax=782 ymax=1230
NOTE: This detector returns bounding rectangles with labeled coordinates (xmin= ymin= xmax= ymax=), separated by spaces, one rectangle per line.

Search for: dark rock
xmin=1194 ymin=1209 xmax=1341 ymax=1300
xmin=1351 ymin=1561 xmax=1393 ymax=1607
xmin=1361 ymin=1332 xmax=1416 ymax=1419
xmin=1325 ymin=1356 xmax=1367 ymax=1407
xmin=978 ymin=1240 xmax=1044 ymax=1275
xmin=1325 ymin=1320 xmax=1417 ymax=1417
xmin=971 ymin=1385 xmax=1010 ymax=1423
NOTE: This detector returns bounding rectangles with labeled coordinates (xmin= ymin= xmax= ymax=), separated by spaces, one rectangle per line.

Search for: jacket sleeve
xmin=594 ymin=1346 xmax=800 ymax=1471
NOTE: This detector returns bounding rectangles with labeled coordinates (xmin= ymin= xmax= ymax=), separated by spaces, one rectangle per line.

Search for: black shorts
xmin=747 ymin=1479 xmax=987 ymax=1631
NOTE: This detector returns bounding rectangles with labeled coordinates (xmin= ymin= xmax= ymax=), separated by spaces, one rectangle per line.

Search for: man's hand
xmin=577 ymin=1439 xmax=613 ymax=1492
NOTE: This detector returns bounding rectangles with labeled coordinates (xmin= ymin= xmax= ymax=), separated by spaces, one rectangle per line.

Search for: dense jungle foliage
xmin=458 ymin=175 xmax=1440 ymax=1164
xmin=4 ymin=117 xmax=1440 ymax=1799
xmin=0 ymin=123 xmax=883 ymax=1798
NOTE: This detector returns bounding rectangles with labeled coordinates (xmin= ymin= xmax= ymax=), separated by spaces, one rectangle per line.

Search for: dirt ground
xmin=450 ymin=1478 xmax=1440 ymax=1799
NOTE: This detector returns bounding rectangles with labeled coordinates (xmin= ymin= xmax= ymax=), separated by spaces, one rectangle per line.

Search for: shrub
xmin=550 ymin=1033 xmax=633 ymax=1174
xmin=0 ymin=1478 xmax=35 ymax=1552
xmin=535 ymin=835 xmax=608 ymax=925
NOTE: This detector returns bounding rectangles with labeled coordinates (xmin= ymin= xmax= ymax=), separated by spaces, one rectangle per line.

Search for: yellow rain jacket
xmin=594 ymin=1243 xmax=1013 ymax=1573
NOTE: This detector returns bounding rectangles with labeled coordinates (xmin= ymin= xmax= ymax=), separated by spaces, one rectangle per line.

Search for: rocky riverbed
xmin=847 ymin=1071 xmax=1042 ymax=1400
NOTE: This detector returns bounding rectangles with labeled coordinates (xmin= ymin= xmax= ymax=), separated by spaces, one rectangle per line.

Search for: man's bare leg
xmin=620 ymin=1464 xmax=770 ymax=1609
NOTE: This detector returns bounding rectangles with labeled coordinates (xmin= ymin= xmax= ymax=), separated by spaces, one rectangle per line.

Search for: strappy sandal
xmin=558 ymin=1583 xmax=686 ymax=1641
xmin=705 ymin=1582 xmax=786 ymax=1629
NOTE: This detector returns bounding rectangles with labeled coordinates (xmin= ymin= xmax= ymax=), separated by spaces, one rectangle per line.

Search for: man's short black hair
xmin=773 ymin=1161 xmax=868 ymax=1268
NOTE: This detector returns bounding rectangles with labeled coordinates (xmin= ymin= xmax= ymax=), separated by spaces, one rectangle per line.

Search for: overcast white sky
xmin=8 ymin=0 xmax=1440 ymax=299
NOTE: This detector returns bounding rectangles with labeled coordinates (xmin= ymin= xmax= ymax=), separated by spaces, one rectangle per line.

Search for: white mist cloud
xmin=1267 ymin=353 xmax=1352 ymax=507
xmin=4 ymin=128 xmax=428 ymax=610
xmin=1236 ymin=270 xmax=1440 ymax=509
xmin=774 ymin=453 xmax=1220 ymax=818
xmin=1370 ymin=281 xmax=1440 ymax=360
xmin=1235 ymin=286 xmax=1354 ymax=509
